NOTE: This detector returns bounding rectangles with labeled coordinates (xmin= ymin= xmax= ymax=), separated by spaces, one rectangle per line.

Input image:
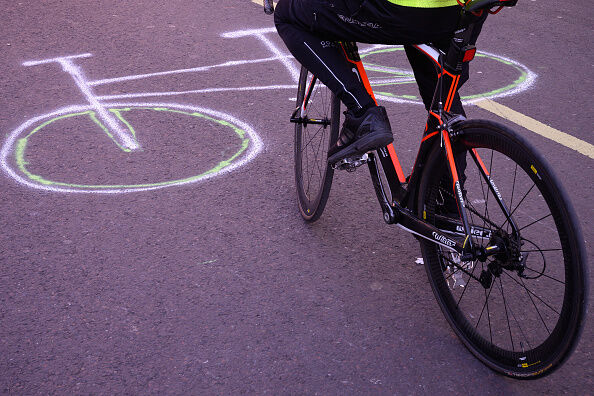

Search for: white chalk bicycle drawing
xmin=1 ymin=27 xmax=535 ymax=194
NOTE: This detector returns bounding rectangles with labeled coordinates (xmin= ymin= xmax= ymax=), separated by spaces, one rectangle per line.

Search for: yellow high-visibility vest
xmin=386 ymin=0 xmax=460 ymax=7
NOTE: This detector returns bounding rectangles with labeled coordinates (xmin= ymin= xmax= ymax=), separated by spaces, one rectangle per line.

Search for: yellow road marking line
xmin=474 ymin=98 xmax=594 ymax=160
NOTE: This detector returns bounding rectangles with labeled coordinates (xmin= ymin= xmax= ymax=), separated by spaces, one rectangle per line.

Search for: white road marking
xmin=96 ymin=85 xmax=297 ymax=101
xmin=1 ymin=102 xmax=263 ymax=194
xmin=222 ymin=28 xmax=300 ymax=83
xmin=89 ymin=56 xmax=284 ymax=86
xmin=23 ymin=54 xmax=140 ymax=151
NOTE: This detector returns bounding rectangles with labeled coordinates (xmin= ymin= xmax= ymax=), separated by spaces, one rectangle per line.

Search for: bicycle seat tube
xmin=417 ymin=11 xmax=489 ymax=258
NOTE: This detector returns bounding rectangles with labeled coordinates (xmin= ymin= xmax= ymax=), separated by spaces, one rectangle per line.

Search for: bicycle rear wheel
xmin=294 ymin=66 xmax=340 ymax=222
xmin=417 ymin=120 xmax=588 ymax=379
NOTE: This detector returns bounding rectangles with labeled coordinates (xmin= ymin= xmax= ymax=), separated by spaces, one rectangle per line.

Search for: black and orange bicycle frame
xmin=336 ymin=4 xmax=519 ymax=262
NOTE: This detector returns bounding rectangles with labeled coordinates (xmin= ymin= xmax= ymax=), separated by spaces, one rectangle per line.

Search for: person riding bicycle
xmin=274 ymin=0 xmax=485 ymax=164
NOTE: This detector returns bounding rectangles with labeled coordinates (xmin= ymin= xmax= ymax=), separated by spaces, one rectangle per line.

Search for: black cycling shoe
xmin=327 ymin=105 xmax=393 ymax=165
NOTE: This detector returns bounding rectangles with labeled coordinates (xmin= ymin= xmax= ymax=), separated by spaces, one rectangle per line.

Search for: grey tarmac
xmin=0 ymin=0 xmax=591 ymax=394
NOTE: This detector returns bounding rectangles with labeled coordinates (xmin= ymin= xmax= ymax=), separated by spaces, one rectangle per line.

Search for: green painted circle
xmin=15 ymin=106 xmax=250 ymax=190
xmin=360 ymin=47 xmax=529 ymax=102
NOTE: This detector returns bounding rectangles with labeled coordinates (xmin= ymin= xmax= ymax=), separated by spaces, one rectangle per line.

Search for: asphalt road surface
xmin=1 ymin=1 xmax=592 ymax=394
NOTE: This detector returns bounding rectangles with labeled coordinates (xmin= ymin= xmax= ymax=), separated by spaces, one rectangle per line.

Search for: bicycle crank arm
xmin=367 ymin=152 xmax=397 ymax=223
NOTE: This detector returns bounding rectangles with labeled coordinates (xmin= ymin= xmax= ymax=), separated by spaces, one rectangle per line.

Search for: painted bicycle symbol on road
xmin=1 ymin=51 xmax=264 ymax=194
xmin=1 ymin=27 xmax=536 ymax=194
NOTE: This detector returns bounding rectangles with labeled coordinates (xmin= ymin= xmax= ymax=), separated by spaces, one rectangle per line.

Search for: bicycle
xmin=281 ymin=0 xmax=588 ymax=379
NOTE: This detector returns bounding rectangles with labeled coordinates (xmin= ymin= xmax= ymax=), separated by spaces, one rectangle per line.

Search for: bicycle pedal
xmin=332 ymin=153 xmax=369 ymax=171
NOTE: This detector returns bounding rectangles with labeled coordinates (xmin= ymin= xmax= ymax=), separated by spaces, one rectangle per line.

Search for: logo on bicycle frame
xmin=432 ymin=231 xmax=457 ymax=247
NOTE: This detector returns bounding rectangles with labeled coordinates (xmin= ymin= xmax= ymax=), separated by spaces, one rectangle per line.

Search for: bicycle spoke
xmin=501 ymin=183 xmax=537 ymax=230
xmin=520 ymin=276 xmax=552 ymax=335
xmin=502 ymin=271 xmax=560 ymax=316
xmin=306 ymin=126 xmax=326 ymax=200
xmin=475 ymin=277 xmax=495 ymax=335
xmin=505 ymin=288 xmax=533 ymax=351
xmin=455 ymin=257 xmax=482 ymax=308
xmin=498 ymin=277 xmax=515 ymax=351
xmin=522 ymin=266 xmax=565 ymax=284
xmin=509 ymin=163 xmax=518 ymax=215
xmin=484 ymin=149 xmax=494 ymax=233
xmin=314 ymin=127 xmax=326 ymax=186
xmin=303 ymin=129 xmax=312 ymax=197
xmin=300 ymin=126 xmax=328 ymax=152
xmin=519 ymin=212 xmax=553 ymax=232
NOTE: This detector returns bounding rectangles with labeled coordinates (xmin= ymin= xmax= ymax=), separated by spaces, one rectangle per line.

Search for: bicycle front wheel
xmin=294 ymin=66 xmax=340 ymax=222
xmin=417 ymin=120 xmax=588 ymax=379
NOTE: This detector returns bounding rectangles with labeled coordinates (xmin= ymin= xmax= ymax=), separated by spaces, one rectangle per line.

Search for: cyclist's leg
xmin=405 ymin=44 xmax=468 ymax=213
xmin=275 ymin=0 xmax=464 ymax=113
xmin=276 ymin=1 xmax=391 ymax=162
xmin=274 ymin=0 xmax=375 ymax=113
xmin=403 ymin=11 xmax=486 ymax=119
xmin=403 ymin=43 xmax=466 ymax=118
xmin=403 ymin=14 xmax=486 ymax=208
xmin=275 ymin=0 xmax=463 ymax=161
xmin=404 ymin=43 xmax=468 ymax=209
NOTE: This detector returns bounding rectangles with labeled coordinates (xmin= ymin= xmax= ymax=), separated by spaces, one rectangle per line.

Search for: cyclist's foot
xmin=327 ymin=105 xmax=393 ymax=165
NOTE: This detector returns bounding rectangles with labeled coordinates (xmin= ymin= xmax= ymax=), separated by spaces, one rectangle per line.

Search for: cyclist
xmin=274 ymin=0 xmax=486 ymax=164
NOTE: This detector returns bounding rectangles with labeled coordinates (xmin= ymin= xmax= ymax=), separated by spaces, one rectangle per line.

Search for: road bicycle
xmin=279 ymin=0 xmax=588 ymax=379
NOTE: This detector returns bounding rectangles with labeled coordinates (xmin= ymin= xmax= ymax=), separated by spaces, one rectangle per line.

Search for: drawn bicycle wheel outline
xmin=356 ymin=46 xmax=536 ymax=104
xmin=1 ymin=102 xmax=263 ymax=194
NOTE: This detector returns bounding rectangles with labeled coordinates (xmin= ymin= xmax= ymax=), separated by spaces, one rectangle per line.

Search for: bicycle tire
xmin=294 ymin=66 xmax=340 ymax=222
xmin=417 ymin=119 xmax=588 ymax=379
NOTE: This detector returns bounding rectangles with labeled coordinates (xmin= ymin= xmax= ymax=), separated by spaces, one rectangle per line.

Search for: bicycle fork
xmin=22 ymin=53 xmax=140 ymax=151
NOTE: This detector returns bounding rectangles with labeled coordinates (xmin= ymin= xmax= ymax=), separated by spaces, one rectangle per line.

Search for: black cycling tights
xmin=275 ymin=0 xmax=483 ymax=116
